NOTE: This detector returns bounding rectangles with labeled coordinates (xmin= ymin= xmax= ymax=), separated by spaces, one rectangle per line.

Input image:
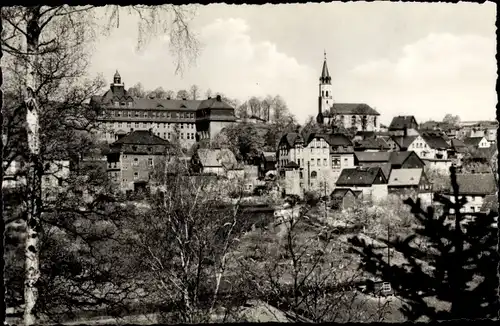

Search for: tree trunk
xmin=23 ymin=7 xmax=42 ymax=326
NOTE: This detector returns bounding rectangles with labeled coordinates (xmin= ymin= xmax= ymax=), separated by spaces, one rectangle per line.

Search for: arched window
xmin=326 ymin=91 xmax=329 ymax=97
xmin=311 ymin=171 xmax=317 ymax=179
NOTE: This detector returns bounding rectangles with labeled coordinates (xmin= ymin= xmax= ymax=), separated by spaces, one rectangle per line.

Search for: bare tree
xmin=176 ymin=89 xmax=189 ymax=100
xmin=165 ymin=89 xmax=175 ymax=99
xmin=127 ymin=82 xmax=147 ymax=98
xmin=147 ymin=86 xmax=168 ymax=99
xmin=248 ymin=97 xmax=261 ymax=118
xmin=205 ymin=88 xmax=213 ymax=99
xmin=189 ymin=84 xmax=200 ymax=100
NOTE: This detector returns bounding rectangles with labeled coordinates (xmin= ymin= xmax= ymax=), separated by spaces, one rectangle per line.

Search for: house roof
xmin=388 ymin=168 xmax=423 ymax=187
xmin=354 ymin=137 xmax=391 ymax=150
xmin=463 ymin=137 xmax=485 ymax=147
xmin=450 ymin=138 xmax=468 ymax=152
xmin=197 ymin=148 xmax=237 ymax=168
xmin=198 ymin=95 xmax=235 ymax=110
xmin=446 ymin=173 xmax=497 ymax=195
xmin=284 ymin=161 xmax=300 ymax=169
xmin=325 ymin=103 xmax=380 ymax=116
xmin=326 ymin=133 xmax=353 ymax=146
xmin=359 ymin=162 xmax=392 ymax=180
xmin=262 ymin=152 xmax=277 ymax=162
xmin=389 ymin=116 xmax=418 ymax=130
xmin=331 ymin=188 xmax=361 ymax=198
xmin=391 ymin=135 xmax=418 ymax=150
xmin=112 ymin=130 xmax=170 ymax=146
xmin=280 ymin=132 xmax=303 ymax=148
xmin=336 ymin=167 xmax=386 ymax=186
xmin=354 ymin=152 xmax=391 ymax=163
xmin=355 ymin=131 xmax=376 ymax=139
xmin=421 ymin=133 xmax=449 ymax=149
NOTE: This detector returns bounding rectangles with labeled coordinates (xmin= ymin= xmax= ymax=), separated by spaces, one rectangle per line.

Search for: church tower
xmin=317 ymin=51 xmax=333 ymax=123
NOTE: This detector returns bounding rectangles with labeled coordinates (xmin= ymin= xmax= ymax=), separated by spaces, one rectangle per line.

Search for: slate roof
xmin=389 ymin=116 xmax=418 ymax=130
xmin=262 ymin=152 xmax=277 ymax=162
xmin=463 ymin=137 xmax=485 ymax=147
xmin=354 ymin=152 xmax=391 ymax=162
xmin=336 ymin=167 xmax=386 ymax=186
xmin=280 ymin=132 xmax=303 ymax=148
xmin=420 ymin=133 xmax=449 ymax=149
xmin=446 ymin=173 xmax=497 ymax=195
xmin=450 ymin=138 xmax=468 ymax=153
xmin=112 ymin=130 xmax=170 ymax=146
xmin=391 ymin=135 xmax=418 ymax=150
xmin=354 ymin=137 xmax=391 ymax=150
xmin=388 ymin=168 xmax=423 ymax=187
xmin=327 ymin=133 xmax=353 ymax=146
xmin=325 ymin=103 xmax=380 ymax=116
xmin=197 ymin=148 xmax=237 ymax=168
xmin=359 ymin=162 xmax=392 ymax=180
xmin=331 ymin=188 xmax=361 ymax=198
xmin=198 ymin=96 xmax=235 ymax=110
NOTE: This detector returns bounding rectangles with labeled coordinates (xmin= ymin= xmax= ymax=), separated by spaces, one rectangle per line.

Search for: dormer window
xmin=120 ymin=102 xmax=126 ymax=106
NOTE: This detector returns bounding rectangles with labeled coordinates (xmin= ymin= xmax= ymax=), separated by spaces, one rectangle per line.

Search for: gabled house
xmin=353 ymin=137 xmax=391 ymax=152
xmin=387 ymin=168 xmax=433 ymax=204
xmin=105 ymin=130 xmax=171 ymax=192
xmin=258 ymin=151 xmax=277 ymax=179
xmin=388 ymin=115 xmax=419 ymax=136
xmin=335 ymin=167 xmax=388 ymax=203
xmin=419 ymin=132 xmax=452 ymax=172
xmin=445 ymin=173 xmax=497 ymax=215
xmin=191 ymin=148 xmax=238 ymax=176
xmin=330 ymin=188 xmax=361 ymax=211
xmin=353 ymin=151 xmax=425 ymax=180
xmin=463 ymin=136 xmax=491 ymax=149
xmin=390 ymin=135 xmax=418 ymax=151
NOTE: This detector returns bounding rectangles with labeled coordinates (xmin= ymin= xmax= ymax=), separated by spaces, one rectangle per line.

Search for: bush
xmin=304 ymin=191 xmax=320 ymax=207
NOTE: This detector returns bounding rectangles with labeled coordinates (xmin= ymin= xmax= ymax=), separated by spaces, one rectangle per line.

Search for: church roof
xmin=321 ymin=59 xmax=330 ymax=80
xmin=325 ymin=103 xmax=380 ymax=116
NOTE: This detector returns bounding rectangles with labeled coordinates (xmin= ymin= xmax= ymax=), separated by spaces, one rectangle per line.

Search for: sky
xmin=87 ymin=2 xmax=497 ymax=125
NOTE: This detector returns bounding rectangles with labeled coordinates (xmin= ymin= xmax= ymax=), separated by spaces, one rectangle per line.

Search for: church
xmin=316 ymin=52 xmax=380 ymax=132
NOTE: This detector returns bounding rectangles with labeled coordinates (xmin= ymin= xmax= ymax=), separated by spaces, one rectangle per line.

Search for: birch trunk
xmin=24 ymin=7 xmax=42 ymax=326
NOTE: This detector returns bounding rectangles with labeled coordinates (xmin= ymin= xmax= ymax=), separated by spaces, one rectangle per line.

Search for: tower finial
xmin=324 ymin=49 xmax=326 ymax=60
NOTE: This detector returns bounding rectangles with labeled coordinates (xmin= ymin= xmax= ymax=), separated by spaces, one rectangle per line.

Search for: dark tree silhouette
xmin=348 ymin=166 xmax=499 ymax=321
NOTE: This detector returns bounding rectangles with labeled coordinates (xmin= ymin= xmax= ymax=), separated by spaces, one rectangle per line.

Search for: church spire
xmin=320 ymin=50 xmax=331 ymax=84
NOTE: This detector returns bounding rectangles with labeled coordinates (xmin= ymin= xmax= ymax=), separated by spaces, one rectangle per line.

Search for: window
xmin=134 ymin=172 xmax=138 ymax=180
xmin=332 ymin=157 xmax=341 ymax=169
xmin=324 ymin=158 xmax=327 ymax=166
xmin=147 ymin=147 xmax=152 ymax=152
xmin=351 ymin=115 xmax=356 ymax=126
xmin=143 ymin=113 xmax=147 ymax=118
xmin=326 ymin=91 xmax=329 ymax=97
xmin=180 ymin=133 xmax=184 ymax=139
xmin=135 ymin=111 xmax=139 ymax=117
xmin=181 ymin=123 xmax=184 ymax=129
xmin=167 ymin=113 xmax=171 ymax=118
xmin=128 ymin=102 xmax=133 ymax=107
xmin=120 ymin=102 xmax=125 ymax=106
xmin=311 ymin=159 xmax=315 ymax=166
xmin=133 ymin=158 xmax=138 ymax=166
xmin=148 ymin=158 xmax=153 ymax=166
xmin=135 ymin=122 xmax=139 ymax=128
xmin=143 ymin=123 xmax=147 ymax=128
xmin=163 ymin=132 xmax=167 ymax=138
xmin=127 ymin=122 xmax=131 ymax=127
xmin=311 ymin=171 xmax=317 ymax=179
xmin=299 ymin=172 xmax=303 ymax=179
xmin=114 ymin=101 xmax=119 ymax=106
xmin=118 ymin=122 xmax=122 ymax=128
xmin=168 ymin=133 xmax=171 ymax=139
xmin=128 ymin=111 xmax=132 ymax=117
xmin=317 ymin=158 xmax=320 ymax=166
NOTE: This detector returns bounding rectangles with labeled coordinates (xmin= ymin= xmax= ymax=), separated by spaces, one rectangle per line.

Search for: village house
xmin=191 ymin=148 xmax=240 ymax=177
xmin=387 ymin=168 xmax=433 ymax=205
xmin=104 ymin=130 xmax=171 ymax=193
xmin=448 ymin=138 xmax=468 ymax=167
xmin=353 ymin=137 xmax=391 ymax=152
xmin=388 ymin=115 xmax=419 ymax=137
xmin=354 ymin=151 xmax=426 ymax=179
xmin=458 ymin=120 xmax=498 ymax=143
xmin=463 ymin=136 xmax=491 ymax=149
xmin=419 ymin=132 xmax=452 ymax=172
xmin=258 ymin=151 xmax=277 ymax=179
xmin=315 ymin=53 xmax=380 ymax=131
xmin=335 ymin=167 xmax=388 ymax=203
xmin=445 ymin=173 xmax=497 ymax=215
xmin=90 ymin=71 xmax=236 ymax=148
xmin=330 ymin=188 xmax=361 ymax=211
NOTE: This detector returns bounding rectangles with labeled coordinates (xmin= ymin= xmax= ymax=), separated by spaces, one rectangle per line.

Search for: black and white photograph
xmin=2 ymin=1 xmax=498 ymax=324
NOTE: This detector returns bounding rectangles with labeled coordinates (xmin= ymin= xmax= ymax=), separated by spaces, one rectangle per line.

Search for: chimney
xmin=216 ymin=95 xmax=222 ymax=102
xmin=208 ymin=96 xmax=212 ymax=99
xmin=167 ymin=96 xmax=171 ymax=100
xmin=182 ymin=97 xmax=187 ymax=101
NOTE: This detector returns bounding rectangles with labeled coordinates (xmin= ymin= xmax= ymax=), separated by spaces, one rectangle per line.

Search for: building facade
xmin=91 ymin=72 xmax=236 ymax=149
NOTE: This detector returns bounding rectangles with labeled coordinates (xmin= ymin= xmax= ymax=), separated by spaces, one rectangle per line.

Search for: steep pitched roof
xmin=388 ymin=168 xmax=423 ymax=187
xmin=321 ymin=58 xmax=330 ymax=80
xmin=326 ymin=133 xmax=353 ymax=147
xmin=359 ymin=162 xmax=392 ymax=180
xmin=354 ymin=137 xmax=391 ymax=150
xmin=421 ymin=133 xmax=449 ymax=149
xmin=389 ymin=116 xmax=418 ymax=130
xmin=391 ymin=135 xmax=418 ymax=150
xmin=446 ymin=173 xmax=497 ymax=195
xmin=262 ymin=152 xmax=277 ymax=162
xmin=326 ymin=103 xmax=380 ymax=116
xmin=280 ymin=132 xmax=304 ymax=148
xmin=336 ymin=167 xmax=386 ymax=186
xmin=388 ymin=151 xmax=424 ymax=166
xmin=450 ymin=138 xmax=468 ymax=153
xmin=463 ymin=136 xmax=485 ymax=147
xmin=331 ymin=188 xmax=361 ymax=198
xmin=354 ymin=152 xmax=391 ymax=163
xmin=198 ymin=96 xmax=235 ymax=110
xmin=112 ymin=130 xmax=170 ymax=146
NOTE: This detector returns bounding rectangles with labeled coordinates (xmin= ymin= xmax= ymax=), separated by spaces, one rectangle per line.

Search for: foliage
xmin=442 ymin=114 xmax=461 ymax=127
xmin=349 ymin=167 xmax=499 ymax=321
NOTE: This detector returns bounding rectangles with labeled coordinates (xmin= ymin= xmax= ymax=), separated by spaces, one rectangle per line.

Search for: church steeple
xmin=320 ymin=50 xmax=331 ymax=84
